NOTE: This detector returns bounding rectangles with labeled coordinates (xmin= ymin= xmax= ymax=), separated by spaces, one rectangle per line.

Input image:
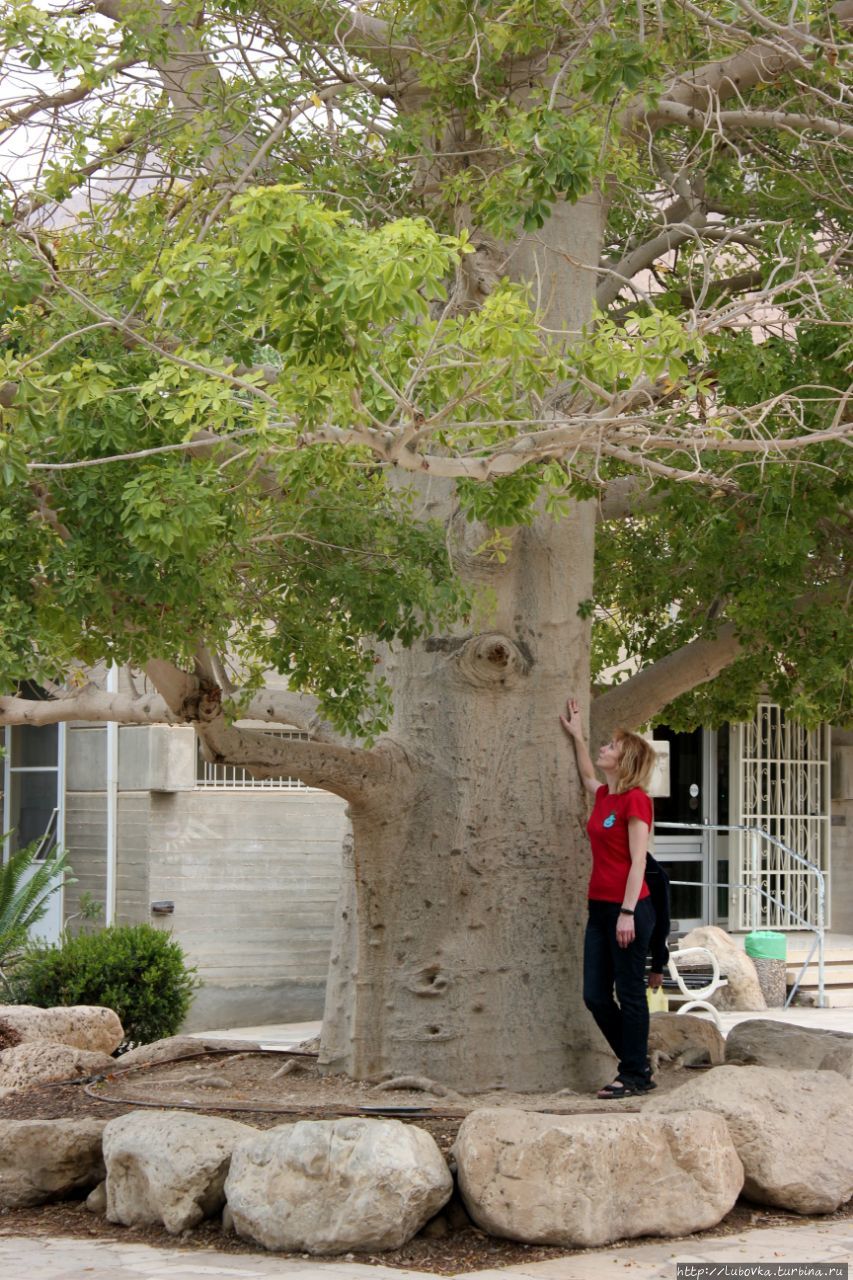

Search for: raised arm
xmin=559 ymin=698 xmax=600 ymax=798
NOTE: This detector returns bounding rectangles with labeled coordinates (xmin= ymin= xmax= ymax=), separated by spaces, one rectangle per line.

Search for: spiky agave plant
xmin=0 ymin=840 xmax=74 ymax=979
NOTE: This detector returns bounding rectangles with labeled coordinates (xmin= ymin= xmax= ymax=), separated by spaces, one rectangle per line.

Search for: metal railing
xmin=655 ymin=820 xmax=826 ymax=1009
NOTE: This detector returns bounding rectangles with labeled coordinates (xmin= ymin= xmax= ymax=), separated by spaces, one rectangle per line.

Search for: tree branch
xmin=255 ymin=0 xmax=407 ymax=59
xmin=0 ymin=670 xmax=346 ymax=745
xmin=647 ymin=101 xmax=853 ymax=143
xmin=191 ymin=646 xmax=346 ymax=744
xmin=678 ymin=269 xmax=764 ymax=308
xmin=597 ymin=211 xmax=708 ymax=309
xmin=591 ymin=624 xmax=742 ymax=742
xmin=0 ymin=55 xmax=139 ymax=128
xmin=596 ymin=476 xmax=663 ymax=522
xmin=194 ymin=715 xmax=397 ymax=803
xmin=0 ymin=689 xmax=178 ymax=726
xmin=624 ymin=1 xmax=853 ymax=134
xmin=241 ymin=690 xmax=345 ymax=744
xmin=93 ymin=0 xmax=255 ymax=173
xmin=143 ymin=658 xmax=397 ymax=802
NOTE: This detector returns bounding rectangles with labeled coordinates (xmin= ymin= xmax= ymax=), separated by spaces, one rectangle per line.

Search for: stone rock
xmin=677 ymin=926 xmax=766 ymax=1011
xmin=86 ymin=1180 xmax=107 ymax=1214
xmin=0 ymin=1005 xmax=123 ymax=1054
xmin=103 ymin=1109 xmax=254 ymax=1235
xmin=725 ymin=1019 xmax=853 ymax=1080
xmin=645 ymin=1065 xmax=853 ymax=1213
xmin=649 ymin=1011 xmax=726 ymax=1071
xmin=0 ymin=1041 xmax=115 ymax=1088
xmin=453 ymin=1107 xmax=742 ymax=1247
xmin=225 ymin=1118 xmax=453 ymax=1254
xmin=0 ymin=1118 xmax=106 ymax=1208
xmin=0 ymin=1021 xmax=22 ymax=1052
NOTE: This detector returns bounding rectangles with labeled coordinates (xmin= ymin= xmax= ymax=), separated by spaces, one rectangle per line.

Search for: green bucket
xmin=744 ymin=930 xmax=787 ymax=961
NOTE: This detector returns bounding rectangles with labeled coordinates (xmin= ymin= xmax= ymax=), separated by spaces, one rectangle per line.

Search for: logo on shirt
xmin=603 ymin=812 xmax=616 ymax=828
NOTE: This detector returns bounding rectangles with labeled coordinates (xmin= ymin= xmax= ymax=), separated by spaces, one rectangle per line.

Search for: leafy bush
xmin=9 ymin=923 xmax=199 ymax=1050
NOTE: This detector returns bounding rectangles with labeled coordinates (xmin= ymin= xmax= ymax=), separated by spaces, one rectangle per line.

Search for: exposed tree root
xmin=373 ymin=1074 xmax=465 ymax=1103
xmin=290 ymin=1035 xmax=320 ymax=1055
xmin=271 ymin=1058 xmax=312 ymax=1080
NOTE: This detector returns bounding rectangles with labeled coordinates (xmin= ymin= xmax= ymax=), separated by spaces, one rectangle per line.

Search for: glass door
xmin=652 ymin=726 xmax=709 ymax=932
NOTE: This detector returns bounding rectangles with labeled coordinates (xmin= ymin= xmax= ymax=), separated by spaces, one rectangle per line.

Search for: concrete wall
xmin=62 ymin=722 xmax=347 ymax=1030
xmin=146 ymin=789 xmax=347 ymax=1030
xmin=64 ymin=791 xmax=109 ymax=925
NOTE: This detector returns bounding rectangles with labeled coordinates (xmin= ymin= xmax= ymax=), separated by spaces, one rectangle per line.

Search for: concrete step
xmin=787 ymin=947 xmax=853 ymax=964
xmin=786 ymin=963 xmax=853 ymax=986
xmin=790 ymin=986 xmax=853 ymax=1009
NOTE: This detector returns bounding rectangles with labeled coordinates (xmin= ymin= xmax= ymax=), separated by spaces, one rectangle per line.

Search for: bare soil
xmin=1 ymin=1049 xmax=851 ymax=1275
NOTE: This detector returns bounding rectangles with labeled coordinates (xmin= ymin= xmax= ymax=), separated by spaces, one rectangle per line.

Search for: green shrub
xmin=9 ymin=923 xmax=199 ymax=1050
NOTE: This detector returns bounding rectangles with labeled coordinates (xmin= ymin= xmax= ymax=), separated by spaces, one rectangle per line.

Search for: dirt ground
xmin=1 ymin=1048 xmax=851 ymax=1275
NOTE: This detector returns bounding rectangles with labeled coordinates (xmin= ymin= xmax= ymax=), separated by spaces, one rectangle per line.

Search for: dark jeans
xmin=583 ymin=897 xmax=655 ymax=1086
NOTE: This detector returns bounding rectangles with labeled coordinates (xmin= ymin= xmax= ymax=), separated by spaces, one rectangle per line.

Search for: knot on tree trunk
xmin=455 ymin=633 xmax=531 ymax=688
xmin=405 ymin=964 xmax=451 ymax=998
xmin=180 ymin=681 xmax=222 ymax=722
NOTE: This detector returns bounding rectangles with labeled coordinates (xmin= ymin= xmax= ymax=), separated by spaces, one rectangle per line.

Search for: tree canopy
xmin=1 ymin=0 xmax=851 ymax=739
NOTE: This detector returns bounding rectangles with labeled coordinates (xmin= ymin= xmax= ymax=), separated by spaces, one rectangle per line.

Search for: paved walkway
xmin=190 ymin=1020 xmax=323 ymax=1048
xmin=1 ymin=1219 xmax=850 ymax=1279
xmin=190 ymin=1007 xmax=853 ymax=1049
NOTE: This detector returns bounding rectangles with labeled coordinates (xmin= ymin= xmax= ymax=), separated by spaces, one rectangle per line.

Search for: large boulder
xmin=0 ymin=1118 xmax=106 ymax=1208
xmin=225 ymin=1118 xmax=453 ymax=1254
xmin=725 ymin=1019 xmax=853 ymax=1080
xmin=645 ymin=1065 xmax=853 ymax=1213
xmin=102 ymin=1109 xmax=254 ymax=1235
xmin=649 ymin=1011 xmax=726 ymax=1071
xmin=453 ymin=1107 xmax=742 ymax=1247
xmin=0 ymin=1005 xmax=123 ymax=1054
xmin=0 ymin=1041 xmax=115 ymax=1088
xmin=677 ymin=927 xmax=766 ymax=1011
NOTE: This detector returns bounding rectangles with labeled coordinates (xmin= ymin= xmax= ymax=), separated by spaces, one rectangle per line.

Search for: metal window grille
xmin=196 ymin=730 xmax=315 ymax=791
xmin=732 ymin=702 xmax=830 ymax=930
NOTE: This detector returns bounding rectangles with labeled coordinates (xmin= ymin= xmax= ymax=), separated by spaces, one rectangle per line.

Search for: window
xmin=3 ymin=721 xmax=64 ymax=858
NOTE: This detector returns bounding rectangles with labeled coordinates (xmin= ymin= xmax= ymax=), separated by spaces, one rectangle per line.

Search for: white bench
xmin=666 ymin=947 xmax=728 ymax=1030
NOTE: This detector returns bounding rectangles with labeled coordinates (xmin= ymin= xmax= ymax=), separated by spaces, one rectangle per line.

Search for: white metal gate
xmin=731 ymin=702 xmax=830 ymax=930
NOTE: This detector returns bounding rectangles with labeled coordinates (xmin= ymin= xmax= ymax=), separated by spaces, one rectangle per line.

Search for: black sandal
xmin=596 ymin=1078 xmax=657 ymax=1099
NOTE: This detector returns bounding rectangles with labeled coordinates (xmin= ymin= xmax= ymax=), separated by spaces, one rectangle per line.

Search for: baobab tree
xmin=0 ymin=0 xmax=850 ymax=1089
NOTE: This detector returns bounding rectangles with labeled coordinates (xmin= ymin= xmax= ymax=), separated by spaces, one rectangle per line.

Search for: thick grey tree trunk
xmin=320 ymin=195 xmax=613 ymax=1092
xmin=320 ymin=499 xmax=616 ymax=1092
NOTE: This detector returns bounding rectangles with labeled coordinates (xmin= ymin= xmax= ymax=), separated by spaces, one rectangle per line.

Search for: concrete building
xmin=2 ymin=716 xmax=347 ymax=1029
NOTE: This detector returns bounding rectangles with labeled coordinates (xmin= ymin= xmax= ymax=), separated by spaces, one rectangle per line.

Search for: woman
xmin=560 ymin=698 xmax=658 ymax=1098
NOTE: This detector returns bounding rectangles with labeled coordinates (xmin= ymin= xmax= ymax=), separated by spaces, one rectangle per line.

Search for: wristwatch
xmin=619 ymin=907 xmax=635 ymax=915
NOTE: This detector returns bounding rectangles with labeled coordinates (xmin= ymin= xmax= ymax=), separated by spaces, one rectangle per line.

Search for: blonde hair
xmin=613 ymin=730 xmax=656 ymax=794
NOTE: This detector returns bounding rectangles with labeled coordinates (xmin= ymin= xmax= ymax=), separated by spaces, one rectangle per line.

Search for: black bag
xmin=645 ymin=852 xmax=671 ymax=973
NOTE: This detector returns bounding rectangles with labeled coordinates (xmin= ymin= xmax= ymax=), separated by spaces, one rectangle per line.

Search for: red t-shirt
xmin=587 ymin=785 xmax=652 ymax=903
